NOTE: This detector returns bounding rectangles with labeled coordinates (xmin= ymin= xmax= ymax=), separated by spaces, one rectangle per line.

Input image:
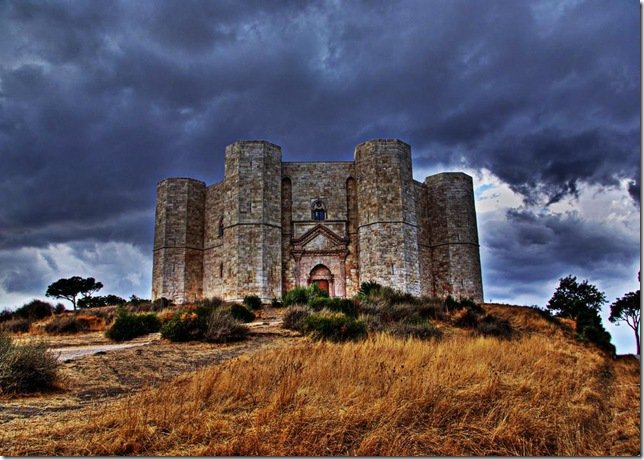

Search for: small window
xmin=218 ymin=217 xmax=224 ymax=237
xmin=219 ymin=262 xmax=224 ymax=278
xmin=311 ymin=199 xmax=326 ymax=221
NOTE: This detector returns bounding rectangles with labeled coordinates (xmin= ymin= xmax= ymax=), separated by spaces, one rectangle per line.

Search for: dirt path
xmin=52 ymin=340 xmax=154 ymax=361
xmin=0 ymin=310 xmax=299 ymax=424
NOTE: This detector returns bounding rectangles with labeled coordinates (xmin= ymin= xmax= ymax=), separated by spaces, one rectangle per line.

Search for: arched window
xmin=218 ymin=217 xmax=224 ymax=238
xmin=311 ymin=199 xmax=326 ymax=221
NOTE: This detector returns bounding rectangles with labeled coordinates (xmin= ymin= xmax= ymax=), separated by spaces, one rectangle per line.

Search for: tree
xmin=546 ymin=275 xmax=607 ymax=319
xmin=14 ymin=300 xmax=54 ymax=320
xmin=77 ymin=294 xmax=126 ymax=309
xmin=45 ymin=277 xmax=103 ymax=310
xmin=609 ymin=290 xmax=641 ymax=355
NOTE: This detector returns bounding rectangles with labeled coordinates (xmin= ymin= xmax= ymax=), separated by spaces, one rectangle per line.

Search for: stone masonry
xmin=152 ymin=139 xmax=483 ymax=303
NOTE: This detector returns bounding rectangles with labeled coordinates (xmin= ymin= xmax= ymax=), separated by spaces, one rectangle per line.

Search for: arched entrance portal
xmin=309 ymin=264 xmax=334 ymax=296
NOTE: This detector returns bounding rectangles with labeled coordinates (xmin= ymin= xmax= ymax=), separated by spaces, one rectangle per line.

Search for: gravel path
xmin=51 ymin=341 xmax=153 ymax=361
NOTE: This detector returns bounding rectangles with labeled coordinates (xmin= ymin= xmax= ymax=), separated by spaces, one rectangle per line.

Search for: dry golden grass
xmin=2 ymin=305 xmax=639 ymax=456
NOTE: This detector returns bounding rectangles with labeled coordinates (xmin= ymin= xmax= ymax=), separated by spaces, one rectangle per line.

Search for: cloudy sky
xmin=0 ymin=0 xmax=640 ymax=352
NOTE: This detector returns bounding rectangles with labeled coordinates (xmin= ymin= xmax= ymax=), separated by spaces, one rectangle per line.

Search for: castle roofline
xmin=157 ymin=177 xmax=206 ymax=186
xmin=228 ymin=139 xmax=282 ymax=149
xmin=355 ymin=138 xmax=411 ymax=149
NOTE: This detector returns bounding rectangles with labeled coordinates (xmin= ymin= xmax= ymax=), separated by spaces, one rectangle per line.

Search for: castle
xmin=152 ymin=139 xmax=483 ymax=304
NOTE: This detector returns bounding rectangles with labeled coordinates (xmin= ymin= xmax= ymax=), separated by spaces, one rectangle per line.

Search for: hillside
xmin=0 ymin=303 xmax=639 ymax=456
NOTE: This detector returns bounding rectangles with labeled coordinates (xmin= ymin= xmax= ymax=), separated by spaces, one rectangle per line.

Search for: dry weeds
xmin=0 ymin=305 xmax=639 ymax=456
xmin=0 ymin=328 xmax=638 ymax=453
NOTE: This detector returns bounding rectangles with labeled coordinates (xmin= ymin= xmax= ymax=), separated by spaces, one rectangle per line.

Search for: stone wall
xmin=414 ymin=181 xmax=433 ymax=297
xmin=354 ymin=140 xmax=421 ymax=295
xmin=151 ymin=139 xmax=483 ymax=304
xmin=222 ymin=141 xmax=282 ymax=301
xmin=424 ymin=172 xmax=483 ymax=302
xmin=152 ymin=178 xmax=206 ymax=303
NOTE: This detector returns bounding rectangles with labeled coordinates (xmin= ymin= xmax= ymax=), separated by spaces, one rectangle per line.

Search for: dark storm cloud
xmin=0 ymin=0 xmax=639 ymax=309
xmin=481 ymin=208 xmax=638 ymax=301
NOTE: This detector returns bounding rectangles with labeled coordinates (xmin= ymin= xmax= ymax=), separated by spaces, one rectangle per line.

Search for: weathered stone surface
xmin=151 ymin=139 xmax=484 ymax=303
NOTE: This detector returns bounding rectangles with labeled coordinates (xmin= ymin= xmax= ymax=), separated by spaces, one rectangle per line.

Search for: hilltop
xmin=0 ymin=302 xmax=640 ymax=456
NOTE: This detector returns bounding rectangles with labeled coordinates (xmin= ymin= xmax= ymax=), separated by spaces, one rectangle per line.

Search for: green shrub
xmin=454 ymin=309 xmax=480 ymax=328
xmin=282 ymin=306 xmax=312 ymax=331
xmin=151 ymin=297 xmax=172 ymax=310
xmin=302 ymin=312 xmax=367 ymax=342
xmin=475 ymin=315 xmax=513 ymax=339
xmin=0 ymin=318 xmax=31 ymax=333
xmin=44 ymin=316 xmax=91 ymax=335
xmin=389 ymin=321 xmax=443 ymax=340
xmin=357 ymin=314 xmax=385 ymax=333
xmin=195 ymin=297 xmax=222 ymax=318
xmin=160 ymin=313 xmax=205 ymax=342
xmin=358 ymin=281 xmax=383 ymax=299
xmin=0 ymin=333 xmax=59 ymax=394
xmin=228 ymin=303 xmax=255 ymax=323
xmin=0 ymin=310 xmax=14 ymax=322
xmin=78 ymin=295 xmax=127 ymax=309
xmin=283 ymin=286 xmax=309 ymax=306
xmin=53 ymin=303 xmax=66 ymax=314
xmin=309 ymin=297 xmax=357 ymax=317
xmin=283 ymin=285 xmax=328 ymax=306
xmin=203 ymin=310 xmax=249 ymax=343
xmin=243 ymin=295 xmax=262 ymax=310
xmin=271 ymin=298 xmax=284 ymax=308
xmin=106 ymin=310 xmax=161 ymax=341
xmin=195 ymin=296 xmax=223 ymax=310
xmin=14 ymin=300 xmax=53 ymax=320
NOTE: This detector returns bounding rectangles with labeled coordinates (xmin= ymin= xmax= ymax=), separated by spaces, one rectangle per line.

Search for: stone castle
xmin=152 ymin=139 xmax=483 ymax=304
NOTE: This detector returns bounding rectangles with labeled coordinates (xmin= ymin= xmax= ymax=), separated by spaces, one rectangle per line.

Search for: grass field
xmin=0 ymin=304 xmax=639 ymax=456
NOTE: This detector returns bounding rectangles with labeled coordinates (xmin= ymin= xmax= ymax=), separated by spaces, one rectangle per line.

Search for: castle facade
xmin=152 ymin=139 xmax=483 ymax=303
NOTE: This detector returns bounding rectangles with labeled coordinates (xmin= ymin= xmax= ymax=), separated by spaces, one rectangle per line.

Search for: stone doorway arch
xmin=308 ymin=264 xmax=334 ymax=296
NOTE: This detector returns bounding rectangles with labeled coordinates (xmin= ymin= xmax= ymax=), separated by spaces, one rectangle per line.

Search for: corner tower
xmin=424 ymin=172 xmax=483 ymax=302
xmin=222 ymin=140 xmax=282 ymax=301
xmin=152 ymin=178 xmax=206 ymax=303
xmin=354 ymin=139 xmax=421 ymax=295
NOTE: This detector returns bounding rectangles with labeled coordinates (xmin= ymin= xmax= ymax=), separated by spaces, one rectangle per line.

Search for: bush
xmin=243 ymin=295 xmax=262 ymax=310
xmin=476 ymin=315 xmax=513 ymax=339
xmin=44 ymin=316 xmax=91 ymax=335
xmin=203 ymin=310 xmax=249 ymax=343
xmin=53 ymin=303 xmax=66 ymax=314
xmin=358 ymin=280 xmax=383 ymax=298
xmin=0 ymin=310 xmax=13 ymax=322
xmin=576 ymin=309 xmax=615 ymax=354
xmin=283 ymin=285 xmax=328 ymax=306
xmin=127 ymin=295 xmax=151 ymax=307
xmin=228 ymin=303 xmax=256 ymax=323
xmin=78 ymin=295 xmax=127 ymax=309
xmin=195 ymin=296 xmax=223 ymax=310
xmin=283 ymin=306 xmax=312 ymax=331
xmin=357 ymin=314 xmax=385 ymax=333
xmin=302 ymin=312 xmax=367 ymax=342
xmin=14 ymin=300 xmax=53 ymax=320
xmin=309 ymin=297 xmax=357 ymax=317
xmin=283 ymin=286 xmax=310 ymax=306
xmin=454 ymin=309 xmax=480 ymax=328
xmin=151 ymin=297 xmax=173 ymax=310
xmin=0 ymin=318 xmax=31 ymax=333
xmin=160 ymin=313 xmax=205 ymax=342
xmin=444 ymin=296 xmax=483 ymax=313
xmin=271 ymin=298 xmax=284 ymax=308
xmin=389 ymin=321 xmax=443 ymax=340
xmin=105 ymin=310 xmax=161 ymax=341
xmin=0 ymin=333 xmax=59 ymax=394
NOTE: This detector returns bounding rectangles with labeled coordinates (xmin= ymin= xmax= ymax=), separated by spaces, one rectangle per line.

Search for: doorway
xmin=309 ymin=264 xmax=333 ymax=297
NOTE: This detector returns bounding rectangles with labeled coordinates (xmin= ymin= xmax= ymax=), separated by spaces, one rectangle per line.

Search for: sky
xmin=0 ymin=0 xmax=640 ymax=353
